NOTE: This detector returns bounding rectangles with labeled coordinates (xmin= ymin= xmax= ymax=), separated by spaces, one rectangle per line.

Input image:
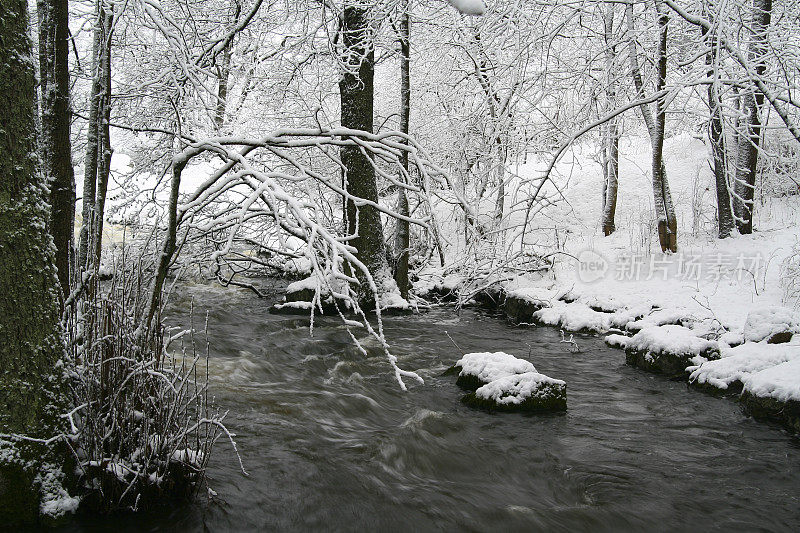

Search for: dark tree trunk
xmin=0 ymin=0 xmax=70 ymax=523
xmin=734 ymin=0 xmax=772 ymax=235
xmin=702 ymin=3 xmax=734 ymax=239
xmin=339 ymin=2 xmax=391 ymax=295
xmin=393 ymin=0 xmax=411 ymax=299
xmin=37 ymin=0 xmax=75 ymax=296
xmin=601 ymin=4 xmax=619 ymax=236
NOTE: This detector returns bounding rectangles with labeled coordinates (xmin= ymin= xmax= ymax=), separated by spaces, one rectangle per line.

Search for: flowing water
xmin=65 ymin=282 xmax=799 ymax=532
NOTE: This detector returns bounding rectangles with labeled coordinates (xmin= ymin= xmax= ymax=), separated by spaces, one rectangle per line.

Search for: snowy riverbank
xmin=416 ymin=133 xmax=800 ymax=433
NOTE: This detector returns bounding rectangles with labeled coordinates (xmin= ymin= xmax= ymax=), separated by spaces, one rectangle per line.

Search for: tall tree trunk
xmin=339 ymin=1 xmax=392 ymax=298
xmin=393 ymin=0 xmax=411 ymax=299
xmin=37 ymin=0 xmax=75 ymax=296
xmin=79 ymin=0 xmax=103 ymax=269
xmin=0 ymin=0 xmax=70 ymax=522
xmin=601 ymin=3 xmax=619 ymax=236
xmin=733 ymin=0 xmax=772 ymax=234
xmin=92 ymin=5 xmax=114 ymax=268
xmin=652 ymin=1 xmax=677 ymax=252
xmin=703 ymin=2 xmax=734 ymax=238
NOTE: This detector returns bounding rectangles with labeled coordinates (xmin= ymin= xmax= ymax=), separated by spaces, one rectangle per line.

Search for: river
xmin=63 ymin=281 xmax=800 ymax=531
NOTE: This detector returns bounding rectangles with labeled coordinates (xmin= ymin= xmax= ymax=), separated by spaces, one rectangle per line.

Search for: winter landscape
xmin=1 ymin=0 xmax=799 ymax=530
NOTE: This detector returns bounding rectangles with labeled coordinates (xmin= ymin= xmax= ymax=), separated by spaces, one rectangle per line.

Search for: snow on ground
xmin=743 ymin=356 xmax=800 ymax=402
xmin=615 ymin=325 xmax=719 ymax=359
xmin=689 ymin=340 xmax=800 ymax=392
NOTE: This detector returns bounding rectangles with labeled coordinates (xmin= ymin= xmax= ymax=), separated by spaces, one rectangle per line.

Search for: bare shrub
xmin=62 ymin=246 xmax=243 ymax=513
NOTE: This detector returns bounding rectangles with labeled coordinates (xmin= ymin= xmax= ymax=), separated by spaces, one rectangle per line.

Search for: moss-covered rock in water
xmin=461 ymin=373 xmax=567 ymax=412
xmin=447 ymin=352 xmax=566 ymax=412
xmin=625 ymin=349 xmax=697 ymax=378
xmin=740 ymin=392 xmax=800 ymax=434
xmin=504 ymin=294 xmax=548 ymax=324
xmin=622 ymin=325 xmax=720 ymax=379
xmin=455 ymin=373 xmax=486 ymax=392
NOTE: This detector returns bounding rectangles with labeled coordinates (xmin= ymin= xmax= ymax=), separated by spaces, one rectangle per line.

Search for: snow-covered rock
xmin=463 ymin=372 xmax=567 ymax=412
xmin=533 ymin=302 xmax=614 ymax=333
xmin=449 ymin=351 xmax=566 ymax=412
xmin=742 ymin=356 xmax=800 ymax=403
xmin=742 ymin=307 xmax=798 ymax=343
xmin=619 ymin=325 xmax=720 ymax=376
xmin=740 ymin=356 xmax=800 ymax=433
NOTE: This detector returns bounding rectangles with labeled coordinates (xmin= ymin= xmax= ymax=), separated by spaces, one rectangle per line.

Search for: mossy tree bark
xmin=37 ymin=0 xmax=75 ymax=296
xmin=0 ymin=0 xmax=71 ymax=524
xmin=339 ymin=1 xmax=392 ymax=297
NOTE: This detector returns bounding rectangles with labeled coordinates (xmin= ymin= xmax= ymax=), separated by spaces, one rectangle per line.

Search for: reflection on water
xmin=62 ymin=281 xmax=800 ymax=532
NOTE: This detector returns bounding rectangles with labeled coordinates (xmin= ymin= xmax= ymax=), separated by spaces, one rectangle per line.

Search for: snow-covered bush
xmin=61 ymin=249 xmax=242 ymax=513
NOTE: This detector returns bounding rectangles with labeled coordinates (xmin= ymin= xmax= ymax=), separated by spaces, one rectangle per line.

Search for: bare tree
xmin=702 ymin=0 xmax=734 ymax=238
xmin=79 ymin=0 xmax=114 ymax=271
xmin=601 ymin=2 xmax=620 ymax=236
xmin=627 ymin=0 xmax=677 ymax=252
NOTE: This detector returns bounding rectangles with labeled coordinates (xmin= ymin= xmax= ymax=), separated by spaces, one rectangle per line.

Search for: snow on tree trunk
xmin=1 ymin=0 xmax=72 ymax=523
